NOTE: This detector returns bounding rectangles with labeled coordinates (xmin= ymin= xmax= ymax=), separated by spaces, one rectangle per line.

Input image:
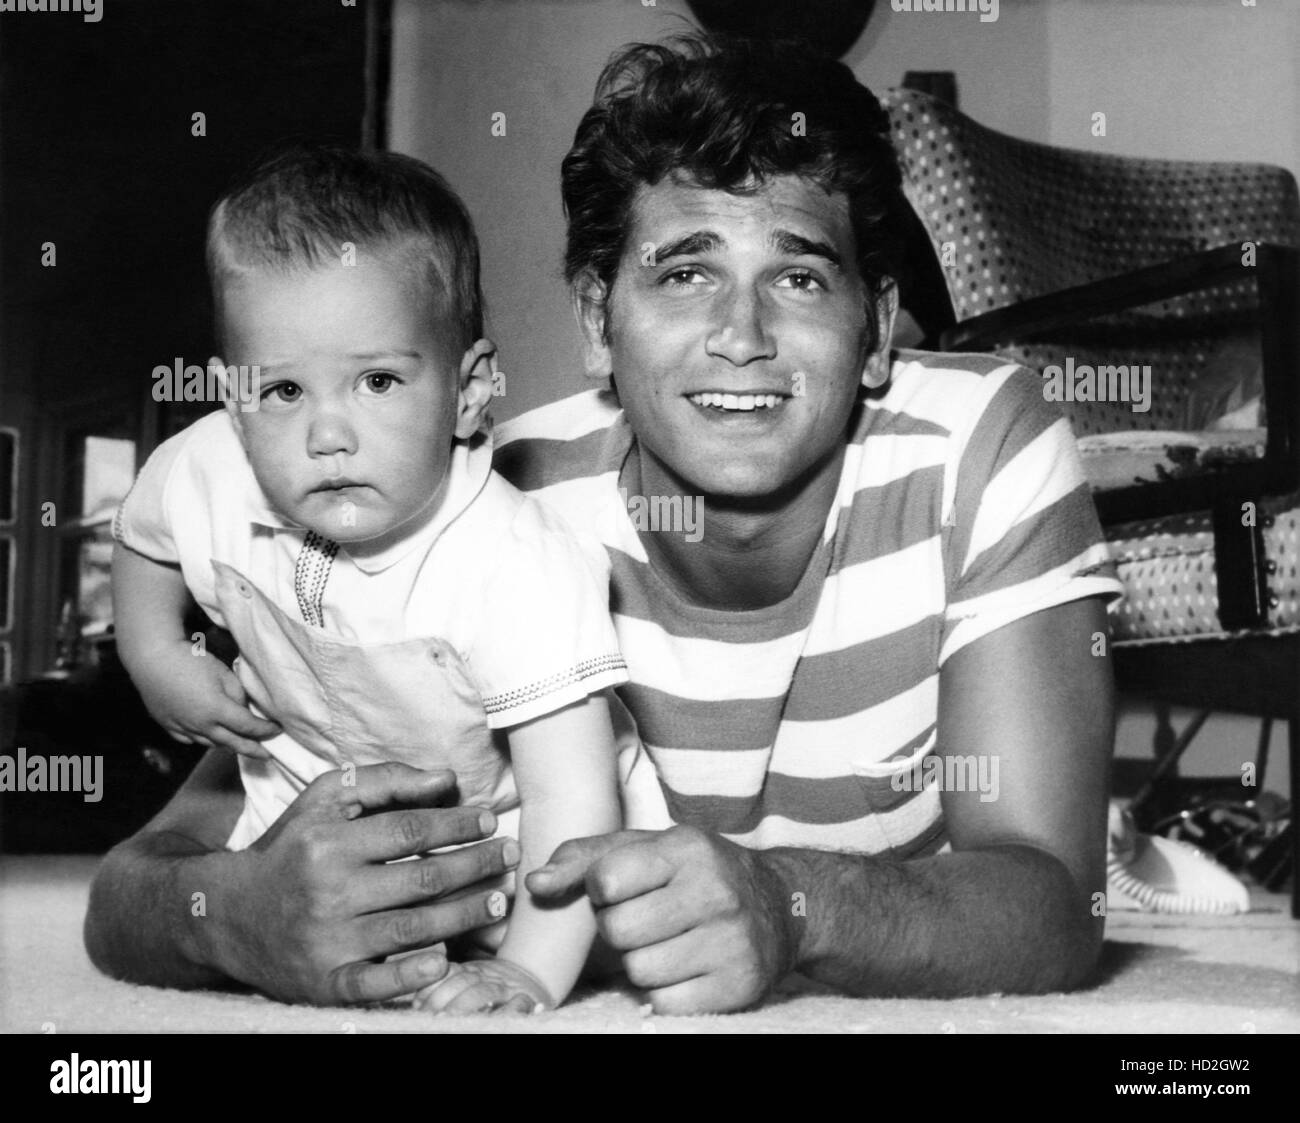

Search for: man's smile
xmin=686 ymin=391 xmax=789 ymax=412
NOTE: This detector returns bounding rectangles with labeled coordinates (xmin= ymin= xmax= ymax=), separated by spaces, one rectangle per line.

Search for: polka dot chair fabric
xmin=1107 ymin=499 xmax=1300 ymax=644
xmin=881 ymin=87 xmax=1300 ymax=642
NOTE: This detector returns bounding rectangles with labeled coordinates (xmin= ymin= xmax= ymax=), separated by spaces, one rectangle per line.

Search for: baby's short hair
xmin=207 ymin=144 xmax=483 ymax=349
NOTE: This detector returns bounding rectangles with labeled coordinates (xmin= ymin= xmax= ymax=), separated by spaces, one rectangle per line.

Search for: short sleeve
xmin=464 ymin=497 xmax=628 ymax=729
xmin=939 ymin=366 xmax=1124 ymax=664
xmin=112 ymin=429 xmax=188 ymax=564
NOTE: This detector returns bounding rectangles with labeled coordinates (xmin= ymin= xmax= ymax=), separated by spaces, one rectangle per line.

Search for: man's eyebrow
xmin=771 ymin=230 xmax=842 ymax=268
xmin=652 ymin=231 xmax=722 ymax=261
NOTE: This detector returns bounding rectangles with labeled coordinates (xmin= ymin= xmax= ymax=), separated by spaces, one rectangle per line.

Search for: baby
xmin=112 ymin=145 xmax=654 ymax=1014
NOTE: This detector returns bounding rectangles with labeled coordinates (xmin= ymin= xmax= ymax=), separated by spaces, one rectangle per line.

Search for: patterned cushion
xmin=1106 ymin=495 xmax=1300 ymax=644
xmin=880 ymin=87 xmax=1300 ymax=437
xmin=881 ymin=87 xmax=1300 ymax=642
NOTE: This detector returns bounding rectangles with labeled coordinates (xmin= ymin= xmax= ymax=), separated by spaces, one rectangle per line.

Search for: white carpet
xmin=2 ymin=855 xmax=1296 ymax=1034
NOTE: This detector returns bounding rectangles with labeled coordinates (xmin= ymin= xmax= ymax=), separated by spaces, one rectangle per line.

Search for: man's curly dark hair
xmin=561 ymin=32 xmax=909 ymax=350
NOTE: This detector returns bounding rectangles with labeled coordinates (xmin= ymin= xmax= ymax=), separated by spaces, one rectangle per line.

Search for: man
xmin=85 ymin=34 xmax=1119 ymax=1014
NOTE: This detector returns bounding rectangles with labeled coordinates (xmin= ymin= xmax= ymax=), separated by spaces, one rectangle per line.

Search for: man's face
xmin=217 ymin=254 xmax=472 ymax=544
xmin=585 ymin=174 xmax=888 ymax=502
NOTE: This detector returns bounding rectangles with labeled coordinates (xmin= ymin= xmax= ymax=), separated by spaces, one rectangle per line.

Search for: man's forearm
xmin=761 ymin=843 xmax=1102 ymax=997
xmin=84 ymin=829 xmax=241 ymax=989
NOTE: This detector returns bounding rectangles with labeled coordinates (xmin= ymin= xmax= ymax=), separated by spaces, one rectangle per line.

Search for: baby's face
xmin=218 ymin=253 xmax=465 ymax=544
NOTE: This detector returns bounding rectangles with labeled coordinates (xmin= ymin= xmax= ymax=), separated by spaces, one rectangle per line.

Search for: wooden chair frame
xmin=936 ymin=241 xmax=1299 ymax=915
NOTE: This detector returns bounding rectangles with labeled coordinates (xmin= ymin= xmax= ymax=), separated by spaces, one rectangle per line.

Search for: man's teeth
xmin=688 ymin=392 xmax=784 ymax=411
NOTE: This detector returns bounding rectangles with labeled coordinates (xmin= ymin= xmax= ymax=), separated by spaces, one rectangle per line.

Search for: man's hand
xmin=204 ymin=763 xmax=520 ymax=1005
xmin=131 ymin=638 xmax=281 ymax=758
xmin=527 ymin=826 xmax=796 ymax=1015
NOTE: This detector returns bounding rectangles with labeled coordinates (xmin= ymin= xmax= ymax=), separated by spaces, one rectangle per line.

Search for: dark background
xmin=0 ymin=0 xmax=388 ymax=848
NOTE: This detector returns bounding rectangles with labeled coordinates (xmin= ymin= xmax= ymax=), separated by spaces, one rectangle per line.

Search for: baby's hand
xmin=132 ymin=639 xmax=281 ymax=758
xmin=413 ymin=958 xmax=555 ymax=1016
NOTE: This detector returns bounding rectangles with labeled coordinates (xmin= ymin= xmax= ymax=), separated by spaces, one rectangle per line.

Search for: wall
xmin=0 ymin=0 xmax=372 ymax=682
xmin=392 ymin=0 xmax=1298 ymax=418
xmin=1044 ymin=0 xmax=1299 ymax=172
xmin=390 ymin=0 xmax=1297 ymax=796
xmin=853 ymin=0 xmax=1298 ymax=172
xmin=390 ymin=0 xmax=700 ymax=420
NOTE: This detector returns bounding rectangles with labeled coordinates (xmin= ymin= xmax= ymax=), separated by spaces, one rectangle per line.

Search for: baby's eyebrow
xmin=348 ymin=350 xmax=423 ymax=361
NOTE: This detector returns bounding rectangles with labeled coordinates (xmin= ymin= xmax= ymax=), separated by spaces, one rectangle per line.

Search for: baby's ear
xmin=455 ymin=338 xmax=498 ymax=439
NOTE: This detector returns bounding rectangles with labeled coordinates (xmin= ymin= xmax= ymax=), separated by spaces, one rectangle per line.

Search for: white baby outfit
xmin=114 ymin=411 xmax=660 ymax=850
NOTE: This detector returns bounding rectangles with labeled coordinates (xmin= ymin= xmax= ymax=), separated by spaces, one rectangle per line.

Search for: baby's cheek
xmin=244 ymin=445 xmax=294 ymax=496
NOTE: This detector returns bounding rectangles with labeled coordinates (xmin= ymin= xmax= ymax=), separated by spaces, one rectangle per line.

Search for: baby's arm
xmin=113 ymin=542 xmax=279 ymax=757
xmin=418 ymin=688 xmax=622 ymax=1014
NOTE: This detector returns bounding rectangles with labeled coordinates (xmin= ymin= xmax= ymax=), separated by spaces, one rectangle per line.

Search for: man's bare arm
xmin=84 ymin=748 xmax=248 ymax=988
xmin=84 ymin=751 xmax=523 ymax=1004
xmin=766 ymin=595 xmax=1113 ymax=996
xmin=532 ymin=597 xmax=1115 ymax=1010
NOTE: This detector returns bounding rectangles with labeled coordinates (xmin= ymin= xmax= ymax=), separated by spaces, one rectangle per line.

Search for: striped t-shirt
xmin=495 ymin=350 xmax=1123 ymax=858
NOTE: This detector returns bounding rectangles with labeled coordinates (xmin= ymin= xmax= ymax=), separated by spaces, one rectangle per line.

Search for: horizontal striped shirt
xmin=495 ymin=350 xmax=1123 ymax=856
